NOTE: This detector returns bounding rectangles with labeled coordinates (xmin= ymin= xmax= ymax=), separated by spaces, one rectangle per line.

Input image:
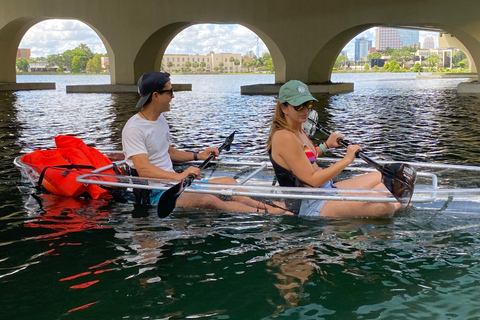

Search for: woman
xmin=267 ymin=80 xmax=404 ymax=218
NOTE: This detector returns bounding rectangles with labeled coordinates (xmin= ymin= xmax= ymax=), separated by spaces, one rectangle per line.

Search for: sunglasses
xmin=290 ymin=101 xmax=314 ymax=112
xmin=156 ymin=88 xmax=174 ymax=97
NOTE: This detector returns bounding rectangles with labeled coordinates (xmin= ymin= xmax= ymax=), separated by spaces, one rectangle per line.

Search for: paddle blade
xmin=381 ymin=163 xmax=417 ymax=206
xmin=220 ymin=131 xmax=236 ymax=152
xmin=157 ymin=177 xmax=192 ymax=218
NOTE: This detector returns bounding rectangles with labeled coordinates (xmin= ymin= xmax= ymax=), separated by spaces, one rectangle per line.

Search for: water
xmin=2 ymin=73 xmax=480 ymax=319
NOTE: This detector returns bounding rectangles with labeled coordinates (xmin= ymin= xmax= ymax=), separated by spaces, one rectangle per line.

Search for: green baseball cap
xmin=278 ymin=80 xmax=318 ymax=106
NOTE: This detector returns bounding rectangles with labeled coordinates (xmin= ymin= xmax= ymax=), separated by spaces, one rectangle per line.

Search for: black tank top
xmin=269 ymin=150 xmax=313 ymax=215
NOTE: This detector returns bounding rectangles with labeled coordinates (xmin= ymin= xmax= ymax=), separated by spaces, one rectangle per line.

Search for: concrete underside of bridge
xmin=2 ymin=0 xmax=480 ymax=94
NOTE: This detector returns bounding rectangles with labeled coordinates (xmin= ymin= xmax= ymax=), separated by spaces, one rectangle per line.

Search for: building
xmin=28 ymin=61 xmax=59 ymax=72
xmin=162 ymin=53 xmax=245 ymax=73
xmin=423 ymin=36 xmax=436 ymax=49
xmin=354 ymin=37 xmax=372 ymax=61
xmin=16 ymin=48 xmax=31 ymax=60
xmin=244 ymin=50 xmax=255 ymax=58
xmin=101 ymin=56 xmax=109 ymax=72
xmin=375 ymin=27 xmax=420 ymax=51
xmin=416 ymin=48 xmax=454 ymax=68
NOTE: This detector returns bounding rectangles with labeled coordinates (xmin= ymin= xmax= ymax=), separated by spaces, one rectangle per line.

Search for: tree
xmin=62 ymin=50 xmax=74 ymax=71
xmin=16 ymin=58 xmax=29 ymax=72
xmin=71 ymin=56 xmax=82 ymax=73
xmin=200 ymin=61 xmax=206 ymax=71
xmin=167 ymin=61 xmax=173 ymax=72
xmin=218 ymin=62 xmax=224 ymax=73
xmin=366 ymin=52 xmax=382 ymax=61
xmin=184 ymin=60 xmax=192 ymax=72
xmin=334 ymin=55 xmax=349 ymax=69
xmin=87 ymin=53 xmax=102 ymax=73
xmin=76 ymin=43 xmax=94 ymax=59
xmin=364 ymin=63 xmax=370 ymax=71
xmin=388 ymin=59 xmax=400 ymax=72
xmin=426 ymin=54 xmax=439 ymax=70
xmin=412 ymin=62 xmax=423 ymax=73
xmin=47 ymin=53 xmax=65 ymax=69
xmin=192 ymin=61 xmax=199 ymax=72
xmin=452 ymin=50 xmax=467 ymax=66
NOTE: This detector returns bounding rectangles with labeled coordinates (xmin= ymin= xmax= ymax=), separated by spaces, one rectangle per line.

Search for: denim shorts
xmin=298 ymin=180 xmax=337 ymax=217
xmin=150 ymin=179 xmax=209 ymax=205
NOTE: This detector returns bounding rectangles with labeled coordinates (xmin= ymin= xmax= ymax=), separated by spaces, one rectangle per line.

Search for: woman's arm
xmin=273 ymin=131 xmax=361 ymax=187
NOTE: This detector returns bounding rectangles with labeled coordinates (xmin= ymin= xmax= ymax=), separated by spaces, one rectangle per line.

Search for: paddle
xmin=157 ymin=131 xmax=236 ymax=218
xmin=306 ymin=113 xmax=417 ymax=206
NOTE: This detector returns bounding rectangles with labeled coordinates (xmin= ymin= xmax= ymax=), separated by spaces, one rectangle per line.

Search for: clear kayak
xmin=14 ymin=152 xmax=480 ymax=209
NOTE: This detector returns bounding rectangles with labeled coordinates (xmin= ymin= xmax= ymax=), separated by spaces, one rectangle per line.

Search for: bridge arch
xmin=134 ymin=22 xmax=286 ymax=84
xmin=0 ymin=17 xmax=114 ymax=83
xmin=309 ymin=23 xmax=479 ymax=84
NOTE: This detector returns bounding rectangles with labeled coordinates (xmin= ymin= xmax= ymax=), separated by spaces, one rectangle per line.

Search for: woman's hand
xmin=343 ymin=144 xmax=362 ymax=164
xmin=326 ymin=132 xmax=344 ymax=148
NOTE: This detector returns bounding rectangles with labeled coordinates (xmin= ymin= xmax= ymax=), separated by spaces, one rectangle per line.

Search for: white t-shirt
xmin=122 ymin=114 xmax=174 ymax=172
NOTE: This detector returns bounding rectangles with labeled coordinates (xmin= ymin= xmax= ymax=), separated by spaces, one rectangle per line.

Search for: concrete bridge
xmin=2 ymin=0 xmax=480 ymax=93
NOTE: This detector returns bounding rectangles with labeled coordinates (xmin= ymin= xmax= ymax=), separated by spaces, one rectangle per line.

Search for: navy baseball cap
xmin=135 ymin=71 xmax=170 ymax=108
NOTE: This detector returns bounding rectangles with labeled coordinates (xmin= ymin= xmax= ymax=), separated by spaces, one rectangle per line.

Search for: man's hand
xmin=198 ymin=147 xmax=219 ymax=160
xmin=181 ymin=166 xmax=201 ymax=180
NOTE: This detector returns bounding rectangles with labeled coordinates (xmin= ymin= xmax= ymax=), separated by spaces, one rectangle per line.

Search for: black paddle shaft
xmin=157 ymin=131 xmax=236 ymax=218
xmin=311 ymin=120 xmax=417 ymax=206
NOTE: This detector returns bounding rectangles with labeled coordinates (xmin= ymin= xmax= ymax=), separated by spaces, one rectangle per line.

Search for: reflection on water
xmin=1 ymin=73 xmax=480 ymax=319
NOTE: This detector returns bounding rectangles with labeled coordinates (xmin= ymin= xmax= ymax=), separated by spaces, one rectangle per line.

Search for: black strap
xmin=36 ymin=164 xmax=95 ymax=192
xmin=127 ymin=166 xmax=151 ymax=205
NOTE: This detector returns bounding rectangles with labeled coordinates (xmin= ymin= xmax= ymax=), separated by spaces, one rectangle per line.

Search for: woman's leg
xmin=320 ymin=200 xmax=397 ymax=218
xmin=320 ymin=171 xmax=403 ymax=217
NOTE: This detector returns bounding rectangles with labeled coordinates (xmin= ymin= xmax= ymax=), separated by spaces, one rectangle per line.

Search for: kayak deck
xmin=15 ymin=153 xmax=480 ymax=205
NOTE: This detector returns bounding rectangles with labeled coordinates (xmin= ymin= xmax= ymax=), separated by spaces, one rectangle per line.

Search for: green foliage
xmin=366 ymin=52 xmax=382 ymax=61
xmin=71 ymin=56 xmax=82 ymax=73
xmin=16 ymin=57 xmax=29 ymax=72
xmin=426 ymin=54 xmax=439 ymax=69
xmin=453 ymin=50 xmax=467 ymax=65
xmin=373 ymin=65 xmax=379 ymax=71
xmin=388 ymin=59 xmax=400 ymax=72
xmin=86 ymin=54 xmax=102 ymax=73
xmin=334 ymin=55 xmax=349 ymax=69
xmin=412 ymin=62 xmax=423 ymax=72
xmin=458 ymin=61 xmax=466 ymax=68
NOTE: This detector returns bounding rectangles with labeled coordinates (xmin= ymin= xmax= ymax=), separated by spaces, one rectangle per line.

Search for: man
xmin=122 ymin=71 xmax=287 ymax=213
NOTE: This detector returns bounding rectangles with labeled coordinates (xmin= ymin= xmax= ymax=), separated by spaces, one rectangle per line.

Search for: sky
xmin=19 ymin=19 xmax=439 ymax=59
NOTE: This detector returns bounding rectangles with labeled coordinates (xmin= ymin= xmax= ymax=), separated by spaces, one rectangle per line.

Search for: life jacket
xmin=20 ymin=135 xmax=120 ymax=199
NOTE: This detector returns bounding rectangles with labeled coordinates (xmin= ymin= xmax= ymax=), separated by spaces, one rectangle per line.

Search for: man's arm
xmin=168 ymin=146 xmax=219 ymax=162
xmin=132 ymin=153 xmax=199 ymax=180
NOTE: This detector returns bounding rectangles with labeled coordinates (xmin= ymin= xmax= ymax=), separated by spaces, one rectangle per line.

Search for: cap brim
xmin=135 ymin=94 xmax=151 ymax=108
xmin=289 ymin=94 xmax=318 ymax=107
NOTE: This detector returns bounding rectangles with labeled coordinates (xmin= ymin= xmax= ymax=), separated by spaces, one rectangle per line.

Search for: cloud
xmin=19 ymin=20 xmax=439 ymax=59
xmin=19 ymin=20 xmax=107 ymax=57
xmin=165 ymin=24 xmax=267 ymax=55
xmin=19 ymin=20 xmax=268 ymax=58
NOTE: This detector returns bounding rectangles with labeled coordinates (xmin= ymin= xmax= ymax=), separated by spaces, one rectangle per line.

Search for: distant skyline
xmin=19 ymin=20 xmax=439 ymax=60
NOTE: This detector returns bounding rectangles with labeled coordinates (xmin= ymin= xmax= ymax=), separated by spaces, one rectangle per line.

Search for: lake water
xmin=1 ymin=73 xmax=480 ymax=319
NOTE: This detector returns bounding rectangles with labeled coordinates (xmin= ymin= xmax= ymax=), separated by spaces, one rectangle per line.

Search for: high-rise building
xmin=354 ymin=37 xmax=372 ymax=61
xmin=423 ymin=36 xmax=435 ymax=49
xmin=375 ymin=27 xmax=420 ymax=51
